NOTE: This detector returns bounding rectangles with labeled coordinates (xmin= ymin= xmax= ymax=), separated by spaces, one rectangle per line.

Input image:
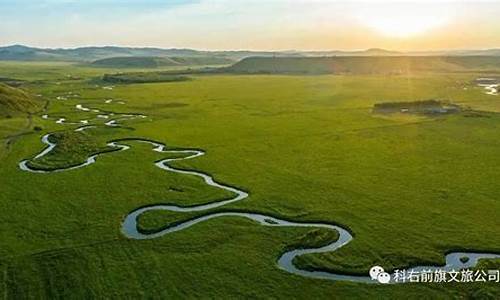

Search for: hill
xmin=0 ymin=83 xmax=40 ymax=116
xmin=292 ymin=48 xmax=402 ymax=57
xmin=90 ymin=56 xmax=234 ymax=68
xmin=4 ymin=45 xmax=500 ymax=62
xmin=0 ymin=45 xmax=287 ymax=62
xmin=224 ymin=56 xmax=500 ymax=74
xmin=0 ymin=45 xmax=204 ymax=62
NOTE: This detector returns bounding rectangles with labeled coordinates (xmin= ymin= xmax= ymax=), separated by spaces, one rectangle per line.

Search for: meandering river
xmin=19 ymin=99 xmax=500 ymax=284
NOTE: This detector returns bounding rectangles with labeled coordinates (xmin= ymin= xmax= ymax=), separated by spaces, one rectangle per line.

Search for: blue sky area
xmin=1 ymin=0 xmax=499 ymax=51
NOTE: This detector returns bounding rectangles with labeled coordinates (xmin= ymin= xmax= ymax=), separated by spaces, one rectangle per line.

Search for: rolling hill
xmin=90 ymin=56 xmax=234 ymax=68
xmin=0 ymin=83 xmax=41 ymax=116
xmin=0 ymin=45 xmax=290 ymax=62
xmin=0 ymin=45 xmax=203 ymax=62
xmin=224 ymin=56 xmax=500 ymax=74
xmin=4 ymin=45 xmax=500 ymax=63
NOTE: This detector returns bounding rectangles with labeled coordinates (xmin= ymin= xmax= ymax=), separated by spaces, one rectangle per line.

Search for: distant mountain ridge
xmin=2 ymin=45 xmax=500 ymax=62
xmin=0 ymin=45 xmax=207 ymax=62
xmin=0 ymin=45 xmax=298 ymax=62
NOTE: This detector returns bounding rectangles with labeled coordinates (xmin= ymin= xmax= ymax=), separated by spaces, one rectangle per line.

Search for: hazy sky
xmin=1 ymin=0 xmax=500 ymax=50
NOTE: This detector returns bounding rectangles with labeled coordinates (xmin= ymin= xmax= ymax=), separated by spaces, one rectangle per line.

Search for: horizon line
xmin=2 ymin=44 xmax=500 ymax=53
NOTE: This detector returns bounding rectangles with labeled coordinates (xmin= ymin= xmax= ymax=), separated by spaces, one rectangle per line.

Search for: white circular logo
xmin=377 ymin=272 xmax=391 ymax=284
xmin=369 ymin=266 xmax=384 ymax=280
xmin=369 ymin=266 xmax=391 ymax=284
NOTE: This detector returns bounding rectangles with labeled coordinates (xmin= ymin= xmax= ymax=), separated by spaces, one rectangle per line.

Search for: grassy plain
xmin=0 ymin=61 xmax=499 ymax=298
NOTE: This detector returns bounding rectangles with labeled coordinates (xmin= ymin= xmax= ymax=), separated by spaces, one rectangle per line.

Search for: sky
xmin=1 ymin=0 xmax=500 ymax=51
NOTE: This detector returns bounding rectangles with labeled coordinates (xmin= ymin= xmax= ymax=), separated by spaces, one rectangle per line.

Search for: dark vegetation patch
xmin=462 ymin=111 xmax=491 ymax=118
xmin=101 ymin=72 xmax=191 ymax=84
xmin=91 ymin=56 xmax=233 ymax=68
xmin=373 ymin=100 xmax=461 ymax=115
xmin=152 ymin=102 xmax=189 ymax=109
xmin=26 ymin=130 xmax=116 ymax=171
xmin=264 ymin=218 xmax=279 ymax=224
xmin=0 ymin=77 xmax=25 ymax=87
xmin=460 ymin=256 xmax=470 ymax=263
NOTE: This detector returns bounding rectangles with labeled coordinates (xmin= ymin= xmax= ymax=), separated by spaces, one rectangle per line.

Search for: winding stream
xmin=476 ymin=77 xmax=499 ymax=95
xmin=19 ymin=99 xmax=500 ymax=284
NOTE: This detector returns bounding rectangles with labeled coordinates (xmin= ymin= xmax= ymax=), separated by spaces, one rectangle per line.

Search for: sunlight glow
xmin=356 ymin=5 xmax=451 ymax=37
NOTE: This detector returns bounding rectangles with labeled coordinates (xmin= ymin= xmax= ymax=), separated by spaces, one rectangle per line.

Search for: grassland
xmin=0 ymin=60 xmax=499 ymax=298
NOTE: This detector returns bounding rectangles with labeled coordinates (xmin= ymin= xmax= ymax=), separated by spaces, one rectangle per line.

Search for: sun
xmin=356 ymin=5 xmax=450 ymax=38
xmin=363 ymin=16 xmax=447 ymax=37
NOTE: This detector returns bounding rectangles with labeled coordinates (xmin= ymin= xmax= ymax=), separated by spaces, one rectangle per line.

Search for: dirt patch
xmin=373 ymin=100 xmax=461 ymax=115
xmin=152 ymin=102 xmax=189 ymax=109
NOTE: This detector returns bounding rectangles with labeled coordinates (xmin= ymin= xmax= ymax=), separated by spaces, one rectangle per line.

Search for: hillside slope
xmin=0 ymin=83 xmax=40 ymax=116
xmin=225 ymin=56 xmax=500 ymax=74
xmin=0 ymin=45 xmax=297 ymax=62
xmin=90 ymin=56 xmax=234 ymax=68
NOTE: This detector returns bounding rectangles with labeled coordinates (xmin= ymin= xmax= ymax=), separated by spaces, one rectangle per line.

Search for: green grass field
xmin=0 ymin=61 xmax=499 ymax=298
